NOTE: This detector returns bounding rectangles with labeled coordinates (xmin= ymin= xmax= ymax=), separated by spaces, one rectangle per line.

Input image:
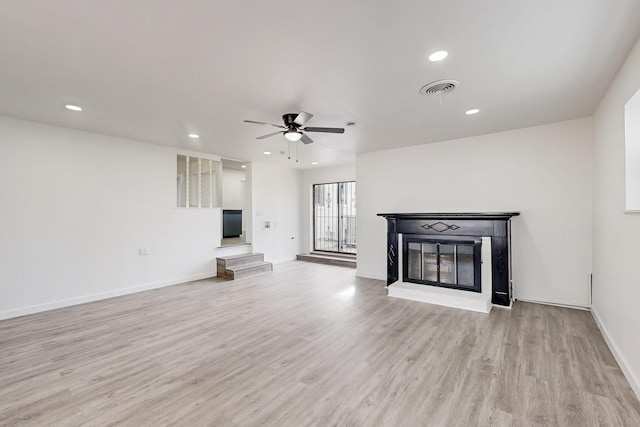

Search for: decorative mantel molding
xmin=377 ymin=212 xmax=520 ymax=220
xmin=377 ymin=212 xmax=520 ymax=306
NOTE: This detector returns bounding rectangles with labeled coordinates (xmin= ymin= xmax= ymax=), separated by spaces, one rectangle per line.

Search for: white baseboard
xmin=0 ymin=272 xmax=215 ymax=320
xmin=516 ymin=298 xmax=590 ymax=311
xmin=355 ymin=271 xmax=385 ymax=281
xmin=270 ymin=256 xmax=298 ymax=265
xmin=591 ymin=307 xmax=640 ymax=401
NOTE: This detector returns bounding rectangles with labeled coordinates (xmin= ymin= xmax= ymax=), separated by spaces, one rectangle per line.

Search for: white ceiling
xmin=1 ymin=0 xmax=639 ymax=169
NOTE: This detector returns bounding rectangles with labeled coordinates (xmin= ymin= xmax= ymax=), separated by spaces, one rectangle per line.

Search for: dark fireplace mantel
xmin=377 ymin=212 xmax=520 ymax=306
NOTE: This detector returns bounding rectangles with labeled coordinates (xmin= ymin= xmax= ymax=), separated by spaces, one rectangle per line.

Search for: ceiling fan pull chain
xmin=296 ymin=141 xmax=299 ymax=163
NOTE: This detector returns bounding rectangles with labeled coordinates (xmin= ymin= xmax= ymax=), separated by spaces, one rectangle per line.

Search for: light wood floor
xmin=1 ymin=262 xmax=639 ymax=426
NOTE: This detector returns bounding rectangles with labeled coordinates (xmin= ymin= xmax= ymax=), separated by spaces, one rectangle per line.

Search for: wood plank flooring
xmin=1 ymin=261 xmax=639 ymax=426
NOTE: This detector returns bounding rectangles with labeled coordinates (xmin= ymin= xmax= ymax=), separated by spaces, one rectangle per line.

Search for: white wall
xmin=222 ymin=168 xmax=246 ymax=210
xmin=250 ymin=162 xmax=302 ymax=263
xmin=357 ymin=117 xmax=593 ymax=307
xmin=592 ymin=36 xmax=640 ymax=398
xmin=299 ymin=164 xmax=356 ymax=253
xmin=0 ymin=116 xmax=221 ymax=319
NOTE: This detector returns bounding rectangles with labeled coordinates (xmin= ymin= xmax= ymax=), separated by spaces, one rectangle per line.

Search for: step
xmin=216 ymin=252 xmax=273 ymax=280
xmin=310 ymin=251 xmax=356 ymax=260
xmin=216 ymin=243 xmax=253 ymax=258
xmin=218 ymin=261 xmax=273 ymax=280
xmin=216 ymin=253 xmax=264 ymax=271
xmin=296 ymin=253 xmax=357 ymax=268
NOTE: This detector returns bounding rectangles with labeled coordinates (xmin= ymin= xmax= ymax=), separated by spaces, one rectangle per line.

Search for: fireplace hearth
xmin=377 ymin=212 xmax=519 ymax=307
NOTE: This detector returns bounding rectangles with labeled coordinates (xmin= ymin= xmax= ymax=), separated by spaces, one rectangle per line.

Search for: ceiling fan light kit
xmin=284 ymin=129 xmax=302 ymax=141
xmin=243 ymin=111 xmax=345 ymax=145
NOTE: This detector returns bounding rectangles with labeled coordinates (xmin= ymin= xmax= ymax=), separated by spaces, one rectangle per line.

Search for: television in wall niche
xmin=223 ymin=209 xmax=242 ymax=238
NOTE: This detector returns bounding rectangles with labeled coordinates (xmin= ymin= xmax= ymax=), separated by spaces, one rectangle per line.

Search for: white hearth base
xmin=388 ymin=282 xmax=492 ymax=313
xmin=388 ymin=236 xmax=495 ymax=313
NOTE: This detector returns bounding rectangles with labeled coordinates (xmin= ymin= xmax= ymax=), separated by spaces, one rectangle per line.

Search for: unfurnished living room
xmin=2 ymin=1 xmax=640 ymax=426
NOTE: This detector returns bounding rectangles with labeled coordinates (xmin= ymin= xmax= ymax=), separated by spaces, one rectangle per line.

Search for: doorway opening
xmin=313 ymin=181 xmax=356 ymax=254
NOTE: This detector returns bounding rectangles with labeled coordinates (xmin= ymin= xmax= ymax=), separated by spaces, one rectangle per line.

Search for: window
xmin=625 ymin=87 xmax=640 ymax=211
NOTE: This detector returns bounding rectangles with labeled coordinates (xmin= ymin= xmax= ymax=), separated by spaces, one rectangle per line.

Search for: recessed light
xmin=428 ymin=51 xmax=448 ymax=62
xmin=241 ymin=165 xmax=247 ymax=168
xmin=65 ymin=104 xmax=82 ymax=111
xmin=188 ymin=134 xmax=199 ymax=139
xmin=263 ymin=151 xmax=272 ymax=155
xmin=465 ymin=109 xmax=480 ymax=115
xmin=311 ymin=162 xmax=318 ymax=165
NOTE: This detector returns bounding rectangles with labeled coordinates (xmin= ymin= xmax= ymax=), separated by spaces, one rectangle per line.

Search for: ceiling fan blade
xmin=303 ymin=127 xmax=345 ymax=134
xmin=300 ymin=133 xmax=314 ymax=144
xmin=256 ymin=131 xmax=283 ymax=140
xmin=243 ymin=120 xmax=285 ymax=129
xmin=293 ymin=112 xmax=314 ymax=126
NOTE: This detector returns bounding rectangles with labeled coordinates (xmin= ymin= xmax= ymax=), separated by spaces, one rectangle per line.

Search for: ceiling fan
xmin=243 ymin=112 xmax=344 ymax=144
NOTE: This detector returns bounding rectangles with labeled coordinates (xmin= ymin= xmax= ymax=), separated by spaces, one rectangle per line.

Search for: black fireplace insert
xmin=403 ymin=235 xmax=482 ymax=293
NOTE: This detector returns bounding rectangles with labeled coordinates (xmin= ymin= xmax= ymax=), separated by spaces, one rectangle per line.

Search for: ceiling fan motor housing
xmin=283 ymin=113 xmax=299 ymax=127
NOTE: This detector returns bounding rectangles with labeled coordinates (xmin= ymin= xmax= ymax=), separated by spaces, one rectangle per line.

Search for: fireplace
xmin=377 ymin=212 xmax=519 ymax=307
xmin=404 ymin=235 xmax=482 ymax=293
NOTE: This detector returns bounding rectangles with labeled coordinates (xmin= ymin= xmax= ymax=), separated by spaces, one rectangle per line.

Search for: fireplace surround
xmin=378 ymin=212 xmax=519 ymax=307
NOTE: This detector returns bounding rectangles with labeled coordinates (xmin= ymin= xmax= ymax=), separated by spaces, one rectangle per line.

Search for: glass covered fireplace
xmin=378 ymin=212 xmax=519 ymax=306
xmin=403 ymin=235 xmax=482 ymax=293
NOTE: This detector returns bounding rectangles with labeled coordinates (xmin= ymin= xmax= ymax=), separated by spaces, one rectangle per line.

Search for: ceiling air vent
xmin=420 ymin=79 xmax=459 ymax=96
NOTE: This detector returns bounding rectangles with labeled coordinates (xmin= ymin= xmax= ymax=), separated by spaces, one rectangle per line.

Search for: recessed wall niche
xmin=176 ymin=155 xmax=221 ymax=208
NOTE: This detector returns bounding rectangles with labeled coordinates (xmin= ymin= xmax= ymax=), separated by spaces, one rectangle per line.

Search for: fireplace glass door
xmin=404 ymin=236 xmax=481 ymax=293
